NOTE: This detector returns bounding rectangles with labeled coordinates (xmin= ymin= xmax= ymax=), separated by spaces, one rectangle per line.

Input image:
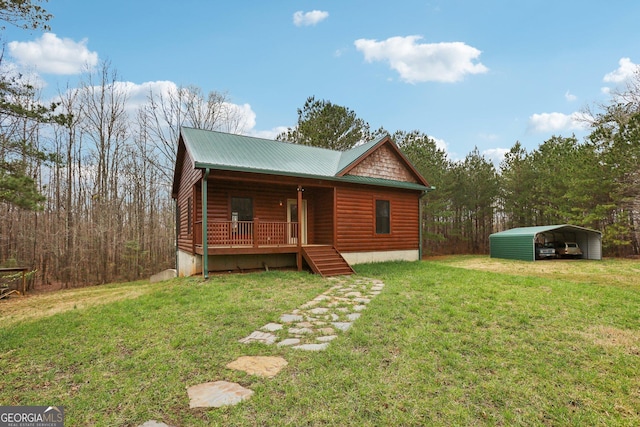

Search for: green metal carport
xmin=490 ymin=224 xmax=602 ymax=261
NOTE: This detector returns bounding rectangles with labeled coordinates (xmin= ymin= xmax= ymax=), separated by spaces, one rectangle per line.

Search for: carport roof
xmin=490 ymin=224 xmax=602 ymax=238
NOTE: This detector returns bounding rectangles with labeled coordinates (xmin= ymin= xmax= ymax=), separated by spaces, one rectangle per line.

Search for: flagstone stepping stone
xmin=138 ymin=421 xmax=173 ymax=427
xmin=317 ymin=327 xmax=335 ymax=334
xmin=346 ymin=313 xmax=361 ymax=321
xmin=239 ymin=331 xmax=277 ymax=345
xmin=316 ymin=335 xmax=337 ymax=342
xmin=310 ymin=307 xmax=329 ymax=314
xmin=354 ymin=297 xmax=371 ymax=304
xmin=332 ymin=322 xmax=352 ymax=332
xmin=353 ymin=305 xmax=367 ymax=312
xmin=345 ymin=291 xmax=362 ymax=297
xmin=300 ymin=300 xmax=319 ymax=308
xmin=277 ymin=338 xmax=301 ymax=347
xmin=289 ymin=327 xmax=314 ymax=335
xmin=296 ymin=321 xmax=314 ymax=328
xmin=226 ymin=356 xmax=288 ymax=378
xmin=261 ymin=323 xmax=283 ymax=332
xmin=187 ymin=381 xmax=253 ymax=408
xmin=280 ymin=313 xmax=304 ymax=323
xmin=292 ymin=342 xmax=329 ymax=351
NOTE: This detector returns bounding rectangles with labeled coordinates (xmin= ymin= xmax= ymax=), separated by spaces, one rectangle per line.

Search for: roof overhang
xmin=192 ymin=161 xmax=431 ymax=192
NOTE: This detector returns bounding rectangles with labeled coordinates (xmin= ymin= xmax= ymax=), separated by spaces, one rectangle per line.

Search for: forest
xmin=1 ymin=5 xmax=639 ymax=288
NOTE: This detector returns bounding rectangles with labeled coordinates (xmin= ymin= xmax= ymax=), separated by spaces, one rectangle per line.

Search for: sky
xmin=2 ymin=0 xmax=640 ymax=165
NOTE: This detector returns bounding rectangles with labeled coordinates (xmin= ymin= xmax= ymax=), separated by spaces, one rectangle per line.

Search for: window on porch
xmin=231 ymin=197 xmax=253 ymax=221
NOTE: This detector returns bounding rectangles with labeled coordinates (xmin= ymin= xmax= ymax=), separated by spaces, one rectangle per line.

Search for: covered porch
xmin=191 ymin=174 xmax=342 ymax=275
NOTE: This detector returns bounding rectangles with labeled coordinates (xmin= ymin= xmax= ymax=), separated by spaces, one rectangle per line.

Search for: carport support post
xmin=202 ymin=168 xmax=210 ymax=279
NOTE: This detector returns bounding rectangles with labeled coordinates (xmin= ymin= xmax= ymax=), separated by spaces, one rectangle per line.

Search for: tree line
xmin=1 ymin=59 xmax=248 ymax=287
xmin=1 ymin=2 xmax=638 ymax=289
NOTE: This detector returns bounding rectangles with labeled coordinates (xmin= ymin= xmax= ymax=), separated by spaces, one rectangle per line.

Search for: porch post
xmin=253 ymin=217 xmax=260 ymax=248
xmin=297 ymin=185 xmax=303 ymax=271
xmin=202 ymin=168 xmax=210 ymax=279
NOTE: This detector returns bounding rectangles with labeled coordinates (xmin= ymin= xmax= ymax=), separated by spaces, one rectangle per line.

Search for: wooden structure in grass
xmin=0 ymin=267 xmax=29 ymax=298
xmin=171 ymin=128 xmax=432 ymax=277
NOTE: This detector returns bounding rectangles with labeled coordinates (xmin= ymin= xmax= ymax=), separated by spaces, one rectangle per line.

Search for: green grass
xmin=1 ymin=258 xmax=639 ymax=426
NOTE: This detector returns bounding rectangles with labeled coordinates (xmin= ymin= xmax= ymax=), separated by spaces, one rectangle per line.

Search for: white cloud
xmin=603 ymin=57 xmax=638 ymax=83
xmin=564 ymin=90 xmax=577 ymax=102
xmin=0 ymin=60 xmax=46 ymax=89
xmin=293 ymin=10 xmax=329 ymax=27
xmin=249 ymin=126 xmax=289 ymax=140
xmin=429 ymin=135 xmax=448 ymax=153
xmin=8 ymin=33 xmax=98 ymax=75
xmin=354 ymin=35 xmax=488 ymax=83
xmin=528 ymin=112 xmax=591 ymax=133
xmin=53 ymin=80 xmax=262 ymax=137
xmin=482 ymin=148 xmax=509 ymax=167
xmin=118 ymin=80 xmax=178 ymax=114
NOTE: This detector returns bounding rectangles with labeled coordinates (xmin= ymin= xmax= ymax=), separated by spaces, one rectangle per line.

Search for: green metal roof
xmin=490 ymin=224 xmax=601 ymax=238
xmin=180 ymin=127 xmax=430 ymax=190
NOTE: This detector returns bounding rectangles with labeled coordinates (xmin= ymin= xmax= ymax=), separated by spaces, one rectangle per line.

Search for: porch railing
xmin=194 ymin=219 xmax=298 ymax=247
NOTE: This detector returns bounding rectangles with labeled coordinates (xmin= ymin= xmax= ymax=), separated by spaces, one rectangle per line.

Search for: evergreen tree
xmin=0 ymin=0 xmax=62 ymax=210
xmin=277 ymin=96 xmax=373 ymax=151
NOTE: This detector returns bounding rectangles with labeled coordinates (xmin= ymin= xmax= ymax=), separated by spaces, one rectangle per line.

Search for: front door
xmin=287 ymin=199 xmax=307 ymax=244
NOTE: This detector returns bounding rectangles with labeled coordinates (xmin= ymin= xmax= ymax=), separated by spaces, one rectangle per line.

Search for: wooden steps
xmin=302 ymin=246 xmax=354 ymax=277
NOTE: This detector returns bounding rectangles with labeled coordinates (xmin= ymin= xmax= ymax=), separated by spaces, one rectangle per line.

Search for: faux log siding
xmin=205 ymin=181 xmax=298 ymax=222
xmin=348 ymin=144 xmax=418 ymax=183
xmin=311 ymin=188 xmax=334 ymax=245
xmin=336 ymin=186 xmax=420 ymax=253
xmin=176 ymin=153 xmax=201 ymax=254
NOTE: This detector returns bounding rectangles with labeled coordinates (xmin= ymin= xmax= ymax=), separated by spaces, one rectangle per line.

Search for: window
xmin=376 ymin=200 xmax=390 ymax=234
xmin=231 ymin=197 xmax=253 ymax=221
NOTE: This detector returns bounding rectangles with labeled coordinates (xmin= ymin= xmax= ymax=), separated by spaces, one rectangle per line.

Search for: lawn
xmin=1 ymin=257 xmax=639 ymax=426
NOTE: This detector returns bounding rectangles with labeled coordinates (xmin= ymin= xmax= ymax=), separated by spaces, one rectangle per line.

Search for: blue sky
xmin=3 ymin=0 xmax=640 ymax=164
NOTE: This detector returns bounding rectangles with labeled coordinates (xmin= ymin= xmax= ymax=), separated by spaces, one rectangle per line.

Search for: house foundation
xmin=341 ymin=249 xmax=419 ymax=265
xmin=177 ymin=250 xmax=297 ymax=276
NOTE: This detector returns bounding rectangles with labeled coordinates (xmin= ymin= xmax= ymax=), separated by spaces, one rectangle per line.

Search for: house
xmin=171 ymin=127 xmax=432 ymax=277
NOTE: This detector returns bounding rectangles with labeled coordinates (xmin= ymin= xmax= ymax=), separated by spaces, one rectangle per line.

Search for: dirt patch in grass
xmin=0 ymin=281 xmax=160 ymax=327
xmin=582 ymin=326 xmax=640 ymax=355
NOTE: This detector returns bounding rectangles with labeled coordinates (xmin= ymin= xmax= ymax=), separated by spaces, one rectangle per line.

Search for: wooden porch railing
xmin=195 ymin=220 xmax=298 ymax=247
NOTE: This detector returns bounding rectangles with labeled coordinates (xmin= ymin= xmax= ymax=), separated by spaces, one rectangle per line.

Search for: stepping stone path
xmin=138 ymin=277 xmax=385 ymax=424
xmin=239 ymin=277 xmax=385 ymax=350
